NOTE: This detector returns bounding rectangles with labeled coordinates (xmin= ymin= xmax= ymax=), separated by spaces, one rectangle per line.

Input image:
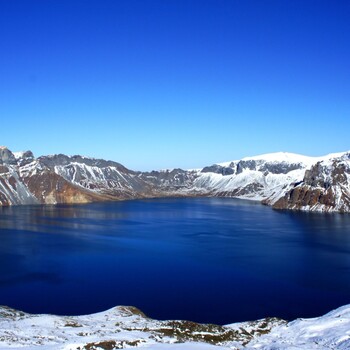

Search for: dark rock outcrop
xmin=0 ymin=146 xmax=17 ymax=165
xmin=273 ymin=156 xmax=350 ymax=212
xmin=201 ymin=164 xmax=234 ymax=175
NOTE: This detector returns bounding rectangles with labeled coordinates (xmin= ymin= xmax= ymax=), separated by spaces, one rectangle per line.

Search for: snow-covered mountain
xmin=0 ymin=303 xmax=349 ymax=349
xmin=272 ymin=152 xmax=350 ymax=212
xmin=1 ymin=146 xmax=350 ymax=212
xmin=195 ymin=151 xmax=350 ymax=212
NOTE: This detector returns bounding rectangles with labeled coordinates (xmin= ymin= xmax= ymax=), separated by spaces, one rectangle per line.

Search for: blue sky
xmin=0 ymin=0 xmax=349 ymax=170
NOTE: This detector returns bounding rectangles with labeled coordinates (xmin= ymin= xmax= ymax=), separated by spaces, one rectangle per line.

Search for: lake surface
xmin=0 ymin=198 xmax=350 ymax=324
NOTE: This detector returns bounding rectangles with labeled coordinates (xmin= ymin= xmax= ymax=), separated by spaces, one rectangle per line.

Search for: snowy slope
xmin=219 ymin=151 xmax=346 ymax=167
xmin=196 ymin=151 xmax=314 ymax=202
xmin=194 ymin=152 xmax=348 ymax=203
xmin=0 ymin=304 xmax=349 ymax=349
xmin=245 ymin=304 xmax=350 ymax=349
xmin=0 ymin=164 xmax=38 ymax=205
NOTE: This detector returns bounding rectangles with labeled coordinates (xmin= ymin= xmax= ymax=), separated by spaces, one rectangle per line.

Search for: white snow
xmin=0 ymin=304 xmax=350 ymax=349
xmin=246 ymin=304 xmax=350 ymax=349
xmin=218 ymin=151 xmax=349 ymax=168
xmin=13 ymin=151 xmax=25 ymax=160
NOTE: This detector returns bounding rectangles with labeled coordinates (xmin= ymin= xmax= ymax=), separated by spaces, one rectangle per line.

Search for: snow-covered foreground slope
xmin=0 ymin=304 xmax=349 ymax=349
xmin=1 ymin=146 xmax=350 ymax=212
xmin=245 ymin=304 xmax=350 ymax=349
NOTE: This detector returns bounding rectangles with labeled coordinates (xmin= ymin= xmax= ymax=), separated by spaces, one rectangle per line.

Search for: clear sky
xmin=0 ymin=0 xmax=349 ymax=170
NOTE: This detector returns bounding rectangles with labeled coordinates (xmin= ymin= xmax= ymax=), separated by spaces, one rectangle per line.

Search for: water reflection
xmin=0 ymin=203 xmax=130 ymax=234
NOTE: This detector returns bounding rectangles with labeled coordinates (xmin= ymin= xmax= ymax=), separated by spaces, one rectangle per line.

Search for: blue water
xmin=0 ymin=198 xmax=350 ymax=324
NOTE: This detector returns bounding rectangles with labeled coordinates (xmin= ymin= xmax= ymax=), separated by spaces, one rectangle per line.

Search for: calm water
xmin=0 ymin=198 xmax=350 ymax=324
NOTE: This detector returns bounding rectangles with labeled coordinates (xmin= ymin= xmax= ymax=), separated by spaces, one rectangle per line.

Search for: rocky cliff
xmin=1 ymin=146 xmax=350 ymax=212
xmin=272 ymin=153 xmax=350 ymax=212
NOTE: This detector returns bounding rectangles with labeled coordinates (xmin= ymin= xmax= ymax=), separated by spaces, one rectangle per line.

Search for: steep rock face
xmin=201 ymin=164 xmax=234 ymax=175
xmin=0 ymin=172 xmax=37 ymax=206
xmin=273 ymin=153 xmax=350 ymax=212
xmin=0 ymin=149 xmax=113 ymax=206
xmin=43 ymin=154 xmax=153 ymax=199
xmin=0 ymin=148 xmax=38 ymax=206
xmin=23 ymin=171 xmax=107 ymax=204
xmin=139 ymin=168 xmax=201 ymax=194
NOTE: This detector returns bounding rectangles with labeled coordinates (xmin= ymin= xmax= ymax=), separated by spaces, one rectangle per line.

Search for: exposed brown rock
xmin=0 ymin=165 xmax=9 ymax=174
xmin=8 ymin=176 xmax=17 ymax=191
xmin=273 ymin=159 xmax=350 ymax=212
xmin=23 ymin=171 xmax=110 ymax=204
xmin=0 ymin=189 xmax=10 ymax=206
xmin=273 ymin=186 xmax=336 ymax=210
xmin=0 ymin=178 xmax=13 ymax=204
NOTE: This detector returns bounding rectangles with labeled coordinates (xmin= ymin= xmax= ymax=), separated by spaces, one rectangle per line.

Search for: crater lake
xmin=0 ymin=197 xmax=350 ymax=325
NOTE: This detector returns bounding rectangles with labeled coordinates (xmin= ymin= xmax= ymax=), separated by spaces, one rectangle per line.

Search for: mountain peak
xmin=0 ymin=146 xmax=17 ymax=165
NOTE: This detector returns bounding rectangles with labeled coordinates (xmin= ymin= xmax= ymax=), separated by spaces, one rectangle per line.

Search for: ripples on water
xmin=0 ymin=198 xmax=350 ymax=324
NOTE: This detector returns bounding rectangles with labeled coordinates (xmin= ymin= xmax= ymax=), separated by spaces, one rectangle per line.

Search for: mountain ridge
xmin=1 ymin=146 xmax=350 ymax=212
